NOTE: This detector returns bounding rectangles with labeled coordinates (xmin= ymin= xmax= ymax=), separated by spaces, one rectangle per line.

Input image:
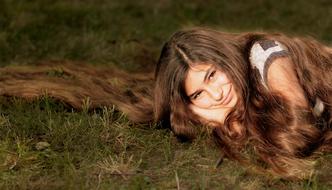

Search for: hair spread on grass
xmin=0 ymin=61 xmax=155 ymax=123
xmin=1 ymin=28 xmax=332 ymax=180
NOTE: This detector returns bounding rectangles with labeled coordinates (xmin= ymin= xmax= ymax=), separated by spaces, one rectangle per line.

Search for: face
xmin=184 ymin=64 xmax=238 ymax=126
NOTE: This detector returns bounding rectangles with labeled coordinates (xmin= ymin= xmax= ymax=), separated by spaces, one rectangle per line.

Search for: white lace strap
xmin=249 ymin=40 xmax=289 ymax=88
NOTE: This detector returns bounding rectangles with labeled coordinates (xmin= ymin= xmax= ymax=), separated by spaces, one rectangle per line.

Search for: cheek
xmin=194 ymin=95 xmax=212 ymax=108
xmin=215 ymin=71 xmax=231 ymax=84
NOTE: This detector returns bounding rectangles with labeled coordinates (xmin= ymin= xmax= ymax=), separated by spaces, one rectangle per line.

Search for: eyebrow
xmin=188 ymin=66 xmax=213 ymax=99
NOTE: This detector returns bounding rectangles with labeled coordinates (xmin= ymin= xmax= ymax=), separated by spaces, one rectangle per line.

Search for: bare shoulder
xmin=267 ymin=57 xmax=308 ymax=107
xmin=249 ymin=39 xmax=308 ymax=107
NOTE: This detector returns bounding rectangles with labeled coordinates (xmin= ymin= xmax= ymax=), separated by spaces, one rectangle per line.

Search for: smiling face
xmin=184 ymin=63 xmax=238 ymax=126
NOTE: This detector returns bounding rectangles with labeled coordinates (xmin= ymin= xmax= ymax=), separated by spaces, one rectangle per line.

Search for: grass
xmin=0 ymin=0 xmax=332 ymax=189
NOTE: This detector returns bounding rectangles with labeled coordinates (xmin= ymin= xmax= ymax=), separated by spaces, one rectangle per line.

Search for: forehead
xmin=184 ymin=64 xmax=212 ymax=95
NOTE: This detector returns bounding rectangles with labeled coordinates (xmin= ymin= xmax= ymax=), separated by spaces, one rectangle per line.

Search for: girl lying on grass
xmin=1 ymin=28 xmax=331 ymax=179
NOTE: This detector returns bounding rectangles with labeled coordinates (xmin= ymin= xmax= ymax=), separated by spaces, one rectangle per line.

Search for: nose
xmin=206 ymin=85 xmax=223 ymax=101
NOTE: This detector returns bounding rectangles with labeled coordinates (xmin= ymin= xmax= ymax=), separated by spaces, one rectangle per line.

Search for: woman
xmin=1 ymin=28 xmax=331 ymax=179
xmin=154 ymin=28 xmax=332 ymax=179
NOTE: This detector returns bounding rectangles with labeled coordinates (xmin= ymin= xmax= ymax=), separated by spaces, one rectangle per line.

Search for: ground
xmin=1 ymin=0 xmax=332 ymax=189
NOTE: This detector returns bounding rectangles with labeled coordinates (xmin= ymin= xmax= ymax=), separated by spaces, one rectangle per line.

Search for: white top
xmin=249 ymin=40 xmax=324 ymax=116
xmin=249 ymin=40 xmax=289 ymax=88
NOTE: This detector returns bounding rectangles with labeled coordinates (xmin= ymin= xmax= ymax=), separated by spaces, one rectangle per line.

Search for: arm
xmin=250 ymin=39 xmax=326 ymax=116
xmin=266 ymin=57 xmax=308 ymax=108
xmin=249 ymin=40 xmax=308 ymax=108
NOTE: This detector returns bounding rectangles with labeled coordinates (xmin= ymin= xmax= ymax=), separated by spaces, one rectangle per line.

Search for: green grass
xmin=1 ymin=0 xmax=332 ymax=189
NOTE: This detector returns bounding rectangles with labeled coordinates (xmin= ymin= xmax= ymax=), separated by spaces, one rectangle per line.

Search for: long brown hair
xmin=0 ymin=61 xmax=155 ymax=123
xmin=154 ymin=28 xmax=332 ymax=179
xmin=1 ymin=28 xmax=331 ymax=179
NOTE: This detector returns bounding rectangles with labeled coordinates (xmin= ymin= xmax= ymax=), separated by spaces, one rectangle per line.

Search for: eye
xmin=192 ymin=91 xmax=202 ymax=100
xmin=208 ymin=70 xmax=216 ymax=80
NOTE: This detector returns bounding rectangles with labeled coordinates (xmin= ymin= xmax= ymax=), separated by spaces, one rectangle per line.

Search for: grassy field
xmin=1 ymin=0 xmax=332 ymax=189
